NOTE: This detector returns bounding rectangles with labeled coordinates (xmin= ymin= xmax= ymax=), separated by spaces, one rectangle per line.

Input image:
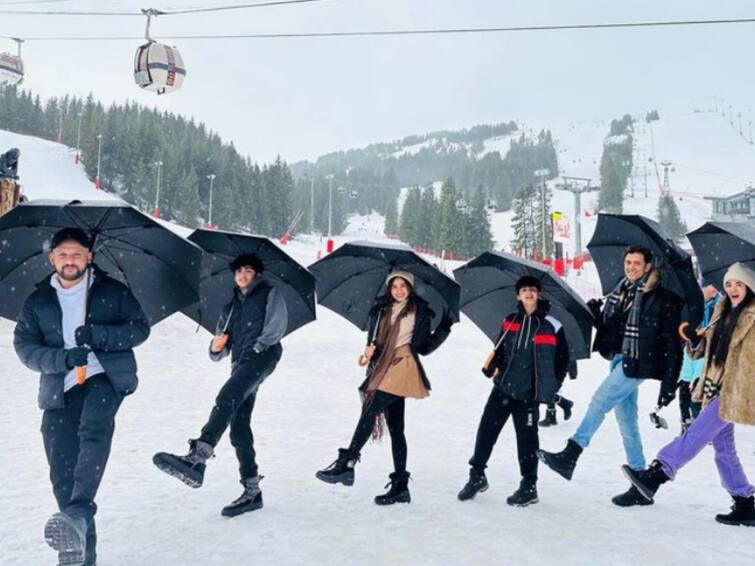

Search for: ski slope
xmin=1 ymin=129 xmax=754 ymax=566
xmin=490 ymin=109 xmax=755 ymax=257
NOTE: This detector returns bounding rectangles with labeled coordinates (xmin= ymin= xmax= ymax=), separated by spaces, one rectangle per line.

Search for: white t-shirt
xmin=50 ymin=272 xmax=106 ymax=392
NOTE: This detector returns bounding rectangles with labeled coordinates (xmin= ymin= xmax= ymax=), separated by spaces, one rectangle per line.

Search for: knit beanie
xmin=386 ymin=269 xmax=414 ymax=287
xmin=723 ymin=262 xmax=755 ymax=294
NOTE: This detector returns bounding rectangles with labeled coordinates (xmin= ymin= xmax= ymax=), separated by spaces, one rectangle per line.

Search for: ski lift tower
xmin=554 ymin=176 xmax=600 ymax=256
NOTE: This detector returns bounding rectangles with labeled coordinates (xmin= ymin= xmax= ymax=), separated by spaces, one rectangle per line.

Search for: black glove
xmin=65 ymin=347 xmax=89 ymax=369
xmin=657 ymin=381 xmax=678 ymax=408
xmin=586 ymin=298 xmax=603 ymax=320
xmin=75 ymin=325 xmax=93 ymax=346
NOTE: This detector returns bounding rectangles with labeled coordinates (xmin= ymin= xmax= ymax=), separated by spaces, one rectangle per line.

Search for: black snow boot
xmin=715 ymin=496 xmax=755 ymax=527
xmin=611 ymin=485 xmax=653 ymax=507
xmin=374 ymin=471 xmax=411 ymax=505
xmin=557 ymin=396 xmax=574 ymax=421
xmin=222 ymin=475 xmax=264 ymax=518
xmin=152 ymin=439 xmax=214 ymax=488
xmin=506 ymin=479 xmax=539 ymax=507
xmin=315 ymin=448 xmax=359 ymax=486
xmin=45 ymin=512 xmax=87 ymax=566
xmin=537 ymin=439 xmax=583 ymax=481
xmin=621 ymin=460 xmax=669 ymax=502
xmin=457 ymin=468 xmax=489 ymax=501
xmin=539 ymin=408 xmax=557 ymax=427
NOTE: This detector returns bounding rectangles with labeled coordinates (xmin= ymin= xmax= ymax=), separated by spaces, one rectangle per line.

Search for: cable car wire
xmin=2 ymin=16 xmax=755 ymax=41
xmin=0 ymin=0 xmax=329 ymax=16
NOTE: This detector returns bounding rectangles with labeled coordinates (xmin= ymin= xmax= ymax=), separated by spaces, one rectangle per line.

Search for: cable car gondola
xmin=0 ymin=39 xmax=24 ymax=86
xmin=133 ymin=9 xmax=186 ymax=95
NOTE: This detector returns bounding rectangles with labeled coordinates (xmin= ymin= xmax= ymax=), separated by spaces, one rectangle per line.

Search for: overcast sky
xmin=2 ymin=0 xmax=753 ymax=162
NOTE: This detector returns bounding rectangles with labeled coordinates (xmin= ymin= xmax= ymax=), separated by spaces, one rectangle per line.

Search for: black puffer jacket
xmin=593 ymin=269 xmax=683 ymax=385
xmin=14 ymin=265 xmax=150 ymax=410
xmin=360 ymin=295 xmax=451 ymax=392
xmin=488 ymin=300 xmax=569 ymax=403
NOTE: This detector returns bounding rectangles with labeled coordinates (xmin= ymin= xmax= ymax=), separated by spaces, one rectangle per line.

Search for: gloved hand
xmin=481 ymin=364 xmax=497 ymax=378
xmin=75 ymin=325 xmax=93 ymax=346
xmin=65 ymin=347 xmax=89 ymax=369
xmin=657 ymin=381 xmax=678 ymax=408
xmin=586 ymin=298 xmax=603 ymax=320
xmin=252 ymin=342 xmax=268 ymax=354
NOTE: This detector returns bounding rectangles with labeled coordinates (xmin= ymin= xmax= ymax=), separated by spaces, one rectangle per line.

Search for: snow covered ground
xmin=2 ymin=128 xmax=755 ymax=565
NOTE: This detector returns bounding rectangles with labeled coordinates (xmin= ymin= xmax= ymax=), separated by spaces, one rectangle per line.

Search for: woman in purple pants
xmin=622 ymin=262 xmax=755 ymax=526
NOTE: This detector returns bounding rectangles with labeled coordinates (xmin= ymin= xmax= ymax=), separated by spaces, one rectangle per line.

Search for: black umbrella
xmin=308 ymin=240 xmax=460 ymax=332
xmin=453 ymin=251 xmax=593 ymax=360
xmin=0 ymin=199 xmax=201 ymax=325
xmin=182 ymin=228 xmax=316 ymax=338
xmin=587 ymin=213 xmax=703 ymax=328
xmin=687 ymin=221 xmax=755 ymax=289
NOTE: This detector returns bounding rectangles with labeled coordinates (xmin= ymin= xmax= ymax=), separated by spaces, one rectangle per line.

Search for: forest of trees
xmin=0 ymin=85 xmax=296 ymax=236
xmin=290 ymin=124 xmax=559 ymax=223
xmin=397 ymin=179 xmax=493 ymax=259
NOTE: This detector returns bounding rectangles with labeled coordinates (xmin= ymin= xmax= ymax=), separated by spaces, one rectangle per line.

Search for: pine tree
xmin=657 ymin=193 xmax=688 ymax=242
xmin=465 ymin=185 xmax=494 ymax=256
xmin=511 ymin=184 xmax=537 ymax=258
xmin=384 ymin=194 xmax=398 ymax=236
xmin=399 ymin=186 xmax=422 ymax=246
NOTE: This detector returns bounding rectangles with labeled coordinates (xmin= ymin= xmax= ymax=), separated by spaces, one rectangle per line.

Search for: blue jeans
xmin=571 ymin=355 xmax=646 ymax=470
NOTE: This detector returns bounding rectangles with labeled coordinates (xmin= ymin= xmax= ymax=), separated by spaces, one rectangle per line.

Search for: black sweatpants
xmin=41 ymin=373 xmax=123 ymax=555
xmin=199 ymin=345 xmax=281 ymax=479
xmin=469 ymin=387 xmax=539 ymax=482
xmin=347 ymin=391 xmax=407 ymax=474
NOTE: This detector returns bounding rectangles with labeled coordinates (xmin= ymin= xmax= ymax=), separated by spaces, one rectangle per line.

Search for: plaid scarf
xmin=603 ymin=274 xmax=648 ymax=371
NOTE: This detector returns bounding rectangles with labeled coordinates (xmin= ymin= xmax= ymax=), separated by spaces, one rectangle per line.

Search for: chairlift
xmin=455 ymin=198 xmax=467 ymax=211
xmin=486 ymin=198 xmax=498 ymax=211
xmin=134 ymin=9 xmax=186 ymax=95
xmin=349 ymin=189 xmax=358 ymax=199
xmin=337 ymin=186 xmax=347 ymax=195
xmin=0 ymin=39 xmax=24 ymax=86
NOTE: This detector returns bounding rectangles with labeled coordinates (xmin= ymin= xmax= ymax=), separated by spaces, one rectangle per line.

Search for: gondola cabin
xmin=134 ymin=41 xmax=186 ymax=95
xmin=0 ymin=39 xmax=24 ymax=86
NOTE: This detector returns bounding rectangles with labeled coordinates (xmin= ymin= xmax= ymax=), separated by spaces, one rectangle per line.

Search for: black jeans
xmin=469 ymin=387 xmax=539 ymax=482
xmin=347 ymin=391 xmax=407 ymax=474
xmin=199 ymin=346 xmax=280 ymax=479
xmin=41 ymin=374 xmax=123 ymax=550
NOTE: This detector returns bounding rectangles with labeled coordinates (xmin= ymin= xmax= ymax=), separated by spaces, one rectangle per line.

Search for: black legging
xmin=347 ymin=391 xmax=407 ymax=473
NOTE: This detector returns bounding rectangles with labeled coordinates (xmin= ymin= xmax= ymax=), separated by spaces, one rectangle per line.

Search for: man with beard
xmin=14 ymin=227 xmax=150 ymax=565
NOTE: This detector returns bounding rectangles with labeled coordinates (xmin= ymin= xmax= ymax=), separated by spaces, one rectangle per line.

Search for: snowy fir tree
xmin=657 ymin=193 xmax=688 ymax=242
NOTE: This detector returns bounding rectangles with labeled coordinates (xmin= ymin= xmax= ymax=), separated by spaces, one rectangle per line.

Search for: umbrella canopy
xmin=0 ymin=199 xmax=201 ymax=325
xmin=587 ymin=213 xmax=703 ymax=328
xmin=309 ymin=240 xmax=460 ymax=332
xmin=687 ymin=221 xmax=755 ymax=289
xmin=453 ymin=251 xmax=594 ymax=360
xmin=182 ymin=228 xmax=316 ymax=338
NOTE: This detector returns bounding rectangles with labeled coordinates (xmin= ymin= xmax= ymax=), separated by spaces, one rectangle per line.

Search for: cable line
xmin=3 ymin=16 xmax=755 ymax=41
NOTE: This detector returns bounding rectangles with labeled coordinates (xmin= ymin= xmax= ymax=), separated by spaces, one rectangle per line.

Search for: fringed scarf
xmin=603 ymin=273 xmax=648 ymax=374
xmin=362 ymin=298 xmax=416 ymax=439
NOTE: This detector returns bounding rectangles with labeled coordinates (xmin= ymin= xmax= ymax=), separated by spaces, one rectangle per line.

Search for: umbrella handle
xmin=211 ymin=334 xmax=229 ymax=353
xmin=76 ymin=365 xmax=87 ymax=385
xmin=678 ymin=322 xmax=690 ymax=342
xmin=357 ymin=355 xmax=370 ymax=367
xmin=482 ymin=350 xmax=495 ymax=371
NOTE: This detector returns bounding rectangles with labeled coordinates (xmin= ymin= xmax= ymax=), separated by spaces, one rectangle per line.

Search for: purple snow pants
xmin=657 ymin=396 xmax=754 ymax=498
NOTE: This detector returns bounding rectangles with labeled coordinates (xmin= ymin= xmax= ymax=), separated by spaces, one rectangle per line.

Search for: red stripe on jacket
xmin=502 ymin=320 xmax=521 ymax=332
xmin=534 ymin=334 xmax=557 ymax=346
